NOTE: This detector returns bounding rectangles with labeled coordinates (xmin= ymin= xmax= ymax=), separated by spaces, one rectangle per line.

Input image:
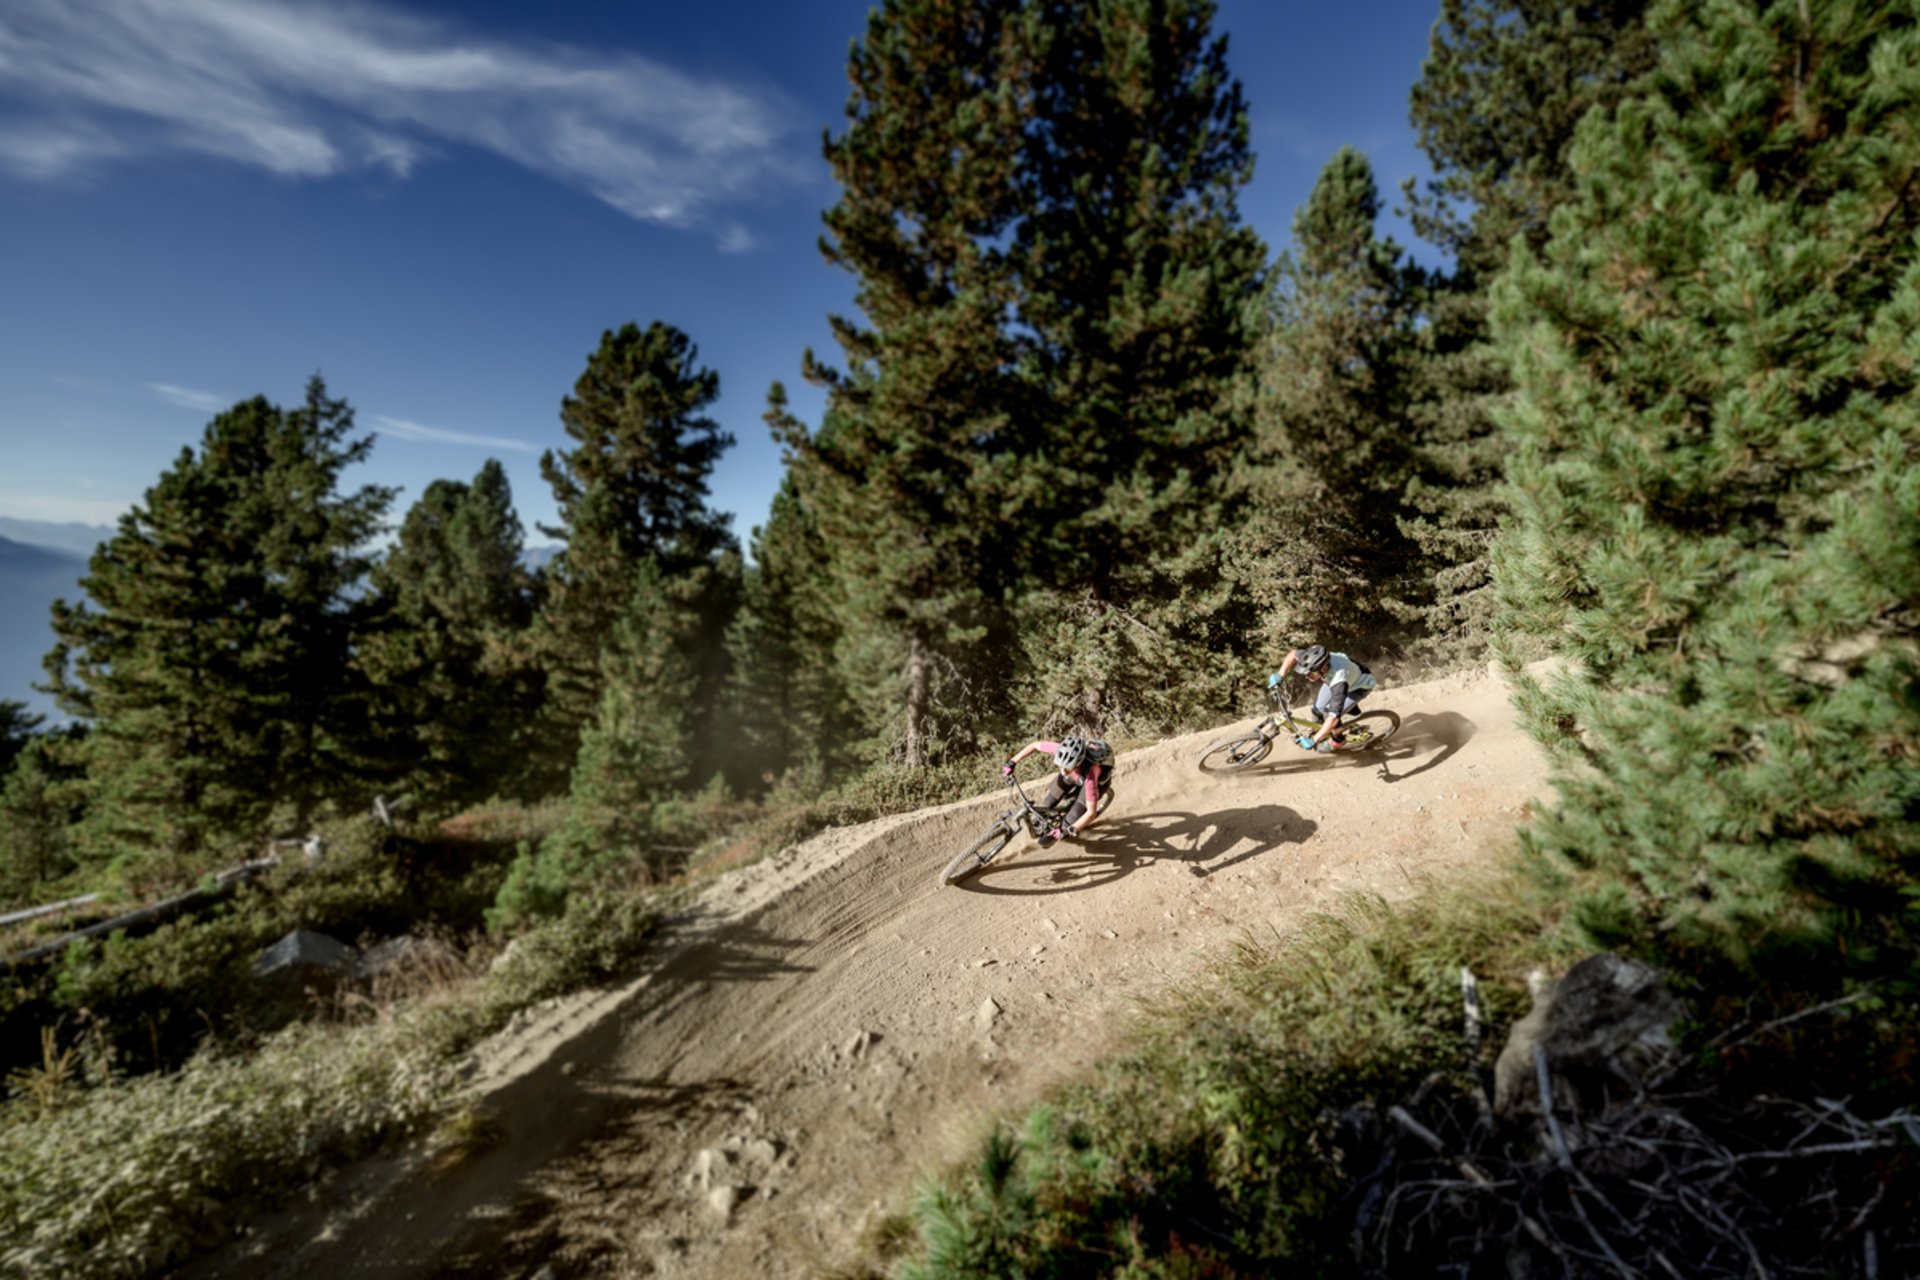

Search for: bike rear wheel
xmin=1339 ymin=709 xmax=1401 ymax=751
xmin=940 ymin=823 xmax=1015 ymax=887
xmin=1199 ymin=733 xmax=1272 ymax=772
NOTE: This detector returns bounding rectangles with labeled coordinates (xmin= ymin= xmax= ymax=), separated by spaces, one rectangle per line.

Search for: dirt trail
xmin=183 ymin=661 xmax=1550 ymax=1280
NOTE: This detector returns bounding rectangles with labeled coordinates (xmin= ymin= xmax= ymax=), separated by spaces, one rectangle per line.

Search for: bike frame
xmin=998 ymin=770 xmax=1075 ymax=838
xmin=1271 ymin=679 xmax=1331 ymax=739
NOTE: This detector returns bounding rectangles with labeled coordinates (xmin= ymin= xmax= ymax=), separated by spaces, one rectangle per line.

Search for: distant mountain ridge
xmin=0 ymin=517 xmax=112 ymax=561
xmin=0 ymin=533 xmax=88 ymax=717
xmin=0 ymin=536 xmax=81 ymax=572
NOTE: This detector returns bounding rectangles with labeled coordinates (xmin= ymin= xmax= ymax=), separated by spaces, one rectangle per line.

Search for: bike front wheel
xmin=1339 ymin=709 xmax=1401 ymax=751
xmin=940 ymin=823 xmax=1015 ymax=887
xmin=1198 ymin=734 xmax=1272 ymax=772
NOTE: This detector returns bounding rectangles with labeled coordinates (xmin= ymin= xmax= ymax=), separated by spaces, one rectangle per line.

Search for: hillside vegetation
xmin=2 ymin=0 xmax=1917 ymax=1277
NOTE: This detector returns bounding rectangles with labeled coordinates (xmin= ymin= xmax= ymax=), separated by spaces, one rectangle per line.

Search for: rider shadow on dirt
xmin=952 ymin=804 xmax=1315 ymax=896
xmin=617 ymin=917 xmax=815 ymax=1028
xmin=1369 ymin=710 xmax=1476 ymax=784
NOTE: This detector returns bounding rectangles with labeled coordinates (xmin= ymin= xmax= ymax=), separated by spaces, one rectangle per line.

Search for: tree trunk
xmin=903 ymin=634 xmax=929 ymax=768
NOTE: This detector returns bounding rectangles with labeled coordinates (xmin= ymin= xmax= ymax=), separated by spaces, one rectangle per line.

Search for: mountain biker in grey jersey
xmin=1002 ymin=736 xmax=1110 ymax=841
xmin=1271 ymin=644 xmax=1377 ymax=752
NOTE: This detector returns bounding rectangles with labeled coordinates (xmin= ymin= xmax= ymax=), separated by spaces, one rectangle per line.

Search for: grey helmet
xmin=1053 ymin=736 xmax=1087 ymax=771
xmin=1296 ymin=644 xmax=1330 ymax=675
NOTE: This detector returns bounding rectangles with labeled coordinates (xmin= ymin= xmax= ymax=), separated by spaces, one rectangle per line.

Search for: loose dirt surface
xmin=183 ymin=662 xmax=1551 ymax=1280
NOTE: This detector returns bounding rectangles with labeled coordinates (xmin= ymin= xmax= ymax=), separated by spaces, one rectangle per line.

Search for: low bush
xmin=0 ymin=875 xmax=667 ymax=1280
xmin=0 ymin=1017 xmax=446 ymax=1280
xmin=412 ymin=886 xmax=668 ymax=1061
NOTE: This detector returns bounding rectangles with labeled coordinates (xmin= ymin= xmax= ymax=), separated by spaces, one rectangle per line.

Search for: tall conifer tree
xmin=1011 ymin=0 xmax=1266 ymax=731
xmin=780 ymin=0 xmax=1031 ymax=765
xmin=785 ymin=0 xmax=1264 ymax=754
xmin=43 ymin=378 xmax=390 ymax=864
xmin=361 ymin=460 xmax=541 ymax=811
xmin=1241 ymin=147 xmax=1422 ymax=652
xmin=1493 ymin=0 xmax=1920 ymax=964
xmin=1400 ymin=0 xmax=1661 ymax=653
xmin=720 ymin=461 xmax=856 ymax=786
xmin=0 ymin=734 xmax=86 ymax=899
xmin=534 ymin=322 xmax=738 ymax=773
xmin=0 ymin=700 xmax=40 ymax=780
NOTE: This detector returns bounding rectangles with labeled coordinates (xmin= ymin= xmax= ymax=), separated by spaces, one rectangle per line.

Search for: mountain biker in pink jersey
xmin=1002 ymin=736 xmax=1110 ymax=842
xmin=1271 ymin=644 xmax=1377 ymax=752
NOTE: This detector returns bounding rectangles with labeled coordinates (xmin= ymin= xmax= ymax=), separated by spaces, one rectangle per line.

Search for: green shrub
xmin=0 ymin=1017 xmax=447 ymax=1279
xmin=409 ymin=886 xmax=667 ymax=1061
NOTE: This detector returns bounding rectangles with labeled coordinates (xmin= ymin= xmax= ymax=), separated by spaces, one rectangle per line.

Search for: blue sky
xmin=0 ymin=0 xmax=1444 ymax=551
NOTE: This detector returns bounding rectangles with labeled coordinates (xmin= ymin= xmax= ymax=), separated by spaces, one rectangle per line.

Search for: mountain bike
xmin=1197 ymin=675 xmax=1400 ymax=773
xmin=939 ymin=768 xmax=1114 ymax=887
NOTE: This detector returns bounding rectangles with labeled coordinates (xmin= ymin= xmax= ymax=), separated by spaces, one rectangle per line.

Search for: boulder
xmin=1493 ymin=953 xmax=1682 ymax=1119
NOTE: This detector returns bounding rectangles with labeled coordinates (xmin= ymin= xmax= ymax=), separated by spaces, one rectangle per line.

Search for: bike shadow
xmin=1369 ymin=710 xmax=1476 ymax=783
xmin=1217 ymin=711 xmax=1478 ymax=785
xmin=949 ymin=804 xmax=1315 ymax=895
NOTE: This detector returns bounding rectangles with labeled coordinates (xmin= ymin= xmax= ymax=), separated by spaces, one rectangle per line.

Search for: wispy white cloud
xmin=716 ymin=222 xmax=758 ymax=255
xmin=0 ymin=0 xmax=802 ymax=231
xmin=147 ymin=382 xmax=228 ymax=412
xmin=0 ymin=119 xmax=125 ymax=178
xmin=372 ymin=414 xmax=536 ymax=453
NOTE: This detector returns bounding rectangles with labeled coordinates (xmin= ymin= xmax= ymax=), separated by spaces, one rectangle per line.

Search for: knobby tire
xmin=1199 ymin=735 xmax=1272 ymax=772
xmin=940 ymin=824 xmax=1014 ymax=887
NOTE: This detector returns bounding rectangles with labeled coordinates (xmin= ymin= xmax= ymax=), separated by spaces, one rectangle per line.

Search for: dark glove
xmin=1002 ymin=760 xmax=1016 ymax=778
xmin=1049 ymin=825 xmax=1074 ymax=843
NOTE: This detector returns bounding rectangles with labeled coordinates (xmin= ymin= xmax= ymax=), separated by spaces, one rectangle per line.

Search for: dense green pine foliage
xmin=1396 ymin=0 xmax=1662 ymax=655
xmin=1238 ymin=147 xmax=1424 ymax=654
xmin=41 ymin=378 xmax=391 ymax=870
xmin=359 ymin=461 xmax=542 ymax=814
xmin=1494 ymin=0 xmax=1920 ymax=966
xmin=1409 ymin=0 xmax=1660 ymax=282
xmin=533 ymin=321 xmax=740 ymax=777
xmin=1007 ymin=0 xmax=1268 ymax=732
xmin=774 ymin=0 xmax=1032 ymax=767
xmin=0 ymin=700 xmax=38 ymax=779
xmin=778 ymin=0 xmax=1266 ymax=763
xmin=492 ymin=324 xmax=744 ymax=917
xmin=721 ymin=462 xmax=857 ymax=786
xmin=0 ymin=731 xmax=87 ymax=898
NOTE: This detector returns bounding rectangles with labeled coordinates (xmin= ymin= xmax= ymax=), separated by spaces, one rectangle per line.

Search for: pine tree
xmin=787 ymin=0 xmax=1265 ymax=755
xmin=1492 ymin=0 xmax=1920 ymax=966
xmin=44 ymin=378 xmax=390 ymax=866
xmin=0 ymin=732 xmax=87 ymax=899
xmin=782 ymin=1 xmax=1032 ymax=765
xmin=1010 ymin=0 xmax=1268 ymax=732
xmin=1399 ymin=0 xmax=1661 ymax=655
xmin=360 ymin=460 xmax=542 ymax=811
xmin=1240 ymin=147 xmax=1423 ymax=656
xmin=720 ymin=467 xmax=856 ymax=787
xmin=1409 ymin=0 xmax=1661 ymax=283
xmin=534 ymin=322 xmax=738 ymax=768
